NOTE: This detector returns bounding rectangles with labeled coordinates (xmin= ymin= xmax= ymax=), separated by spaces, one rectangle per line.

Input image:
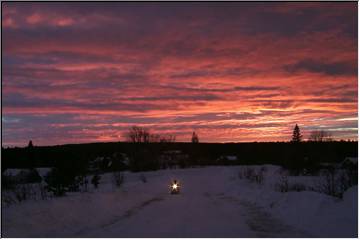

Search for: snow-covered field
xmin=2 ymin=165 xmax=358 ymax=237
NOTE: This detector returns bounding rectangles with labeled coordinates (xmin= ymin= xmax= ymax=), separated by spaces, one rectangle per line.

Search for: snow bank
xmin=35 ymin=168 xmax=52 ymax=179
xmin=2 ymin=165 xmax=357 ymax=237
xmin=235 ymin=165 xmax=358 ymax=237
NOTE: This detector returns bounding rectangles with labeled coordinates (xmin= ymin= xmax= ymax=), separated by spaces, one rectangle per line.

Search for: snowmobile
xmin=170 ymin=180 xmax=180 ymax=194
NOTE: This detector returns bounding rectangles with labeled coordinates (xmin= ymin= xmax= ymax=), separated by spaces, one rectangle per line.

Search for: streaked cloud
xmin=2 ymin=2 xmax=357 ymax=146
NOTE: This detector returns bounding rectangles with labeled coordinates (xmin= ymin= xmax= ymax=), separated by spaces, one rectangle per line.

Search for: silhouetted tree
xmin=126 ymin=126 xmax=159 ymax=171
xmin=309 ymin=130 xmax=333 ymax=142
xmin=27 ymin=168 xmax=42 ymax=183
xmin=45 ymin=167 xmax=72 ymax=196
xmin=45 ymin=156 xmax=87 ymax=196
xmin=127 ymin=126 xmax=150 ymax=143
xmin=291 ymin=124 xmax=302 ymax=142
xmin=160 ymin=134 xmax=176 ymax=143
xmin=191 ymin=131 xmax=199 ymax=143
xmin=27 ymin=140 xmax=34 ymax=167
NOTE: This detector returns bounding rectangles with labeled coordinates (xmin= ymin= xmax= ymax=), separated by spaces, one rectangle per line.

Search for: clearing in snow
xmin=2 ymin=166 xmax=357 ymax=237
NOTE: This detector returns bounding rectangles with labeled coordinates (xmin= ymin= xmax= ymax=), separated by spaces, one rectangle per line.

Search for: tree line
xmin=292 ymin=124 xmax=335 ymax=142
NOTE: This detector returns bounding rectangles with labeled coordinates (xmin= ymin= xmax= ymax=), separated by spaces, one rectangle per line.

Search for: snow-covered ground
xmin=2 ymin=165 xmax=358 ymax=237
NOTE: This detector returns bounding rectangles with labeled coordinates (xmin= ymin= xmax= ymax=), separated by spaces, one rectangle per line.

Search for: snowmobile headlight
xmin=172 ymin=183 xmax=178 ymax=190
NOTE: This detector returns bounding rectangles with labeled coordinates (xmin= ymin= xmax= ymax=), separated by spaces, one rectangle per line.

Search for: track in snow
xmin=77 ymin=169 xmax=310 ymax=237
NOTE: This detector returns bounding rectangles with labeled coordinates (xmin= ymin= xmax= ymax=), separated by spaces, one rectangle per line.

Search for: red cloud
xmin=2 ymin=2 xmax=357 ymax=146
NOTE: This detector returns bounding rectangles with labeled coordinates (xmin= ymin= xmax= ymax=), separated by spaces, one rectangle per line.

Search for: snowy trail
xmin=80 ymin=192 xmax=255 ymax=237
xmin=215 ymin=195 xmax=311 ymax=237
xmin=79 ymin=170 xmax=255 ymax=237
xmin=73 ymin=196 xmax=166 ymax=237
xmin=77 ymin=167 xmax=310 ymax=237
xmin=4 ymin=166 xmax=353 ymax=237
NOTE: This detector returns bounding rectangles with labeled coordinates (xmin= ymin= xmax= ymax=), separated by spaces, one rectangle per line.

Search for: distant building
xmin=341 ymin=157 xmax=358 ymax=169
xmin=158 ymin=150 xmax=189 ymax=169
xmin=89 ymin=156 xmax=106 ymax=172
xmin=319 ymin=157 xmax=358 ymax=170
xmin=3 ymin=168 xmax=29 ymax=179
xmin=89 ymin=152 xmax=130 ymax=172
xmin=3 ymin=168 xmax=42 ymax=183
xmin=217 ymin=155 xmax=238 ymax=162
xmin=35 ymin=168 xmax=52 ymax=180
xmin=319 ymin=162 xmax=339 ymax=169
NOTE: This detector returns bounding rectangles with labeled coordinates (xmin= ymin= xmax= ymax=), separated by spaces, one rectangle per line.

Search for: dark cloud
xmin=250 ymin=100 xmax=296 ymax=109
xmin=126 ymin=94 xmax=222 ymax=102
xmin=2 ymin=93 xmax=182 ymax=112
xmin=169 ymin=67 xmax=256 ymax=79
xmin=2 ymin=2 xmax=357 ymax=145
xmin=307 ymin=97 xmax=357 ymax=103
xmin=159 ymin=85 xmax=281 ymax=93
xmin=285 ymin=59 xmax=357 ymax=76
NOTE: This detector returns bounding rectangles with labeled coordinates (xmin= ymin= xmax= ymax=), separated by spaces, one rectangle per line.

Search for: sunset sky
xmin=2 ymin=2 xmax=358 ymax=146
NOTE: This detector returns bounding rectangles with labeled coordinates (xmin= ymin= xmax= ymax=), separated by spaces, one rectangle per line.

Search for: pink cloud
xmin=26 ymin=13 xmax=43 ymax=24
xmin=2 ymin=2 xmax=357 ymax=146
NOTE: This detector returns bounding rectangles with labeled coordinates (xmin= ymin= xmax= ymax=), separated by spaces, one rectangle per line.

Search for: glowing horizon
xmin=2 ymin=2 xmax=358 ymax=147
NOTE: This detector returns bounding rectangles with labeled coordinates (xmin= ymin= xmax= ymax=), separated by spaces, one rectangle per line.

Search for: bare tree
xmin=126 ymin=126 xmax=177 ymax=171
xmin=127 ymin=126 xmax=150 ymax=143
xmin=160 ymin=134 xmax=176 ymax=143
xmin=126 ymin=126 xmax=176 ymax=143
xmin=150 ymin=133 xmax=160 ymax=143
xmin=308 ymin=130 xmax=333 ymax=142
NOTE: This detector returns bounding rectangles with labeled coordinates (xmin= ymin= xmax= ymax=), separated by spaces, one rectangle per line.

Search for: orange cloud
xmin=2 ymin=2 xmax=357 ymax=146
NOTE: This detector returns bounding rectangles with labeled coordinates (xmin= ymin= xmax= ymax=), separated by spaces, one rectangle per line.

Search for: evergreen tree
xmin=191 ymin=131 xmax=199 ymax=143
xmin=27 ymin=140 xmax=34 ymax=167
xmin=45 ymin=167 xmax=72 ymax=196
xmin=45 ymin=156 xmax=87 ymax=196
xmin=292 ymin=124 xmax=302 ymax=142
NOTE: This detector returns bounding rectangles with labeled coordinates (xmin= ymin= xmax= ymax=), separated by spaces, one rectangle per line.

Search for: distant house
xmin=115 ymin=152 xmax=130 ymax=167
xmin=158 ymin=150 xmax=189 ymax=169
xmin=2 ymin=168 xmax=42 ymax=184
xmin=319 ymin=157 xmax=358 ymax=171
xmin=343 ymin=157 xmax=357 ymax=164
xmin=89 ymin=152 xmax=130 ymax=172
xmin=341 ymin=157 xmax=358 ymax=169
xmin=319 ymin=162 xmax=339 ymax=169
xmin=217 ymin=155 xmax=238 ymax=163
xmin=35 ymin=168 xmax=52 ymax=181
xmin=319 ymin=162 xmax=337 ymax=167
xmin=3 ymin=168 xmax=28 ymax=179
xmin=89 ymin=156 xmax=105 ymax=172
